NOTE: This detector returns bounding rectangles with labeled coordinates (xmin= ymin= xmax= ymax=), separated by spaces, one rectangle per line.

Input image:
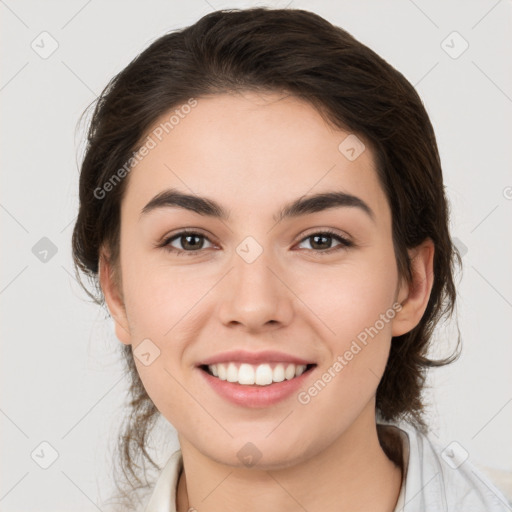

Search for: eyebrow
xmin=139 ymin=187 xmax=375 ymax=224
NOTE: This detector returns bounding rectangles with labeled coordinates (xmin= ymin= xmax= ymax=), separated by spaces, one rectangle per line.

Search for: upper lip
xmin=197 ymin=350 xmax=315 ymax=367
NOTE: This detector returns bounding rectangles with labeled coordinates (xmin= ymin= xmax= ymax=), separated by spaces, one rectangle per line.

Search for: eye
xmin=161 ymin=230 xmax=215 ymax=256
xmin=159 ymin=228 xmax=353 ymax=256
xmin=296 ymin=229 xmax=353 ymax=254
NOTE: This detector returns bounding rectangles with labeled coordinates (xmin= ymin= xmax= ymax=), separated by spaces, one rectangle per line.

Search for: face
xmin=102 ymin=91 xmax=423 ymax=469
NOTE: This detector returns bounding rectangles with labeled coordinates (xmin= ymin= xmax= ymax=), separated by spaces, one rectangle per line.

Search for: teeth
xmin=239 ymin=363 xmax=255 ymax=385
xmin=285 ymin=364 xmax=296 ymax=380
xmin=255 ymin=364 xmax=273 ymax=385
xmin=273 ymin=364 xmax=285 ymax=382
xmin=217 ymin=363 xmax=227 ymax=380
xmin=226 ymin=363 xmax=238 ymax=382
xmin=207 ymin=362 xmax=308 ymax=386
xmin=295 ymin=365 xmax=306 ymax=377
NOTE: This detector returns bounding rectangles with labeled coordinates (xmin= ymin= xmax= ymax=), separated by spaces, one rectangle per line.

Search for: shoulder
xmin=377 ymin=418 xmax=511 ymax=512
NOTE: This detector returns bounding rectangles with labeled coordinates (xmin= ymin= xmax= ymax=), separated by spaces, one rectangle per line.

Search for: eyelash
xmin=158 ymin=228 xmax=354 ymax=257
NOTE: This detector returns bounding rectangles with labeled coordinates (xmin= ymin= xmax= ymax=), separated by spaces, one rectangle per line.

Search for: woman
xmin=72 ymin=7 xmax=510 ymax=512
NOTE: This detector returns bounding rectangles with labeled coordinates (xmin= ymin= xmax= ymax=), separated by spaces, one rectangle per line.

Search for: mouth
xmin=199 ymin=362 xmax=317 ymax=386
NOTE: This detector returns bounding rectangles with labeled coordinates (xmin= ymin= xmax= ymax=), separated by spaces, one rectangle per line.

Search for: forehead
xmin=122 ymin=91 xmax=389 ymax=224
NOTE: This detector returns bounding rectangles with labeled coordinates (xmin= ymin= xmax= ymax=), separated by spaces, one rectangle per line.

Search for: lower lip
xmin=198 ymin=366 xmax=315 ymax=408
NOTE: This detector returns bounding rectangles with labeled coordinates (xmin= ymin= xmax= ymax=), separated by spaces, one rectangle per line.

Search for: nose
xmin=216 ymin=244 xmax=294 ymax=332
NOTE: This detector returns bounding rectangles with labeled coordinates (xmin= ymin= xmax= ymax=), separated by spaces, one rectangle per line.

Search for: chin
xmin=199 ymin=436 xmax=317 ymax=472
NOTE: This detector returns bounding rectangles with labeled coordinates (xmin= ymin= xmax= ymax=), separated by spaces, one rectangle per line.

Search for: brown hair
xmin=71 ymin=7 xmax=461 ymax=509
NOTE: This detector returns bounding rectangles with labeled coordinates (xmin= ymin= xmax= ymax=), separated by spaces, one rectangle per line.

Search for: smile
xmin=202 ymin=362 xmax=315 ymax=386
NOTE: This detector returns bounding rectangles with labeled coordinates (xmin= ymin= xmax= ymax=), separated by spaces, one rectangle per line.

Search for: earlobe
xmin=392 ymin=238 xmax=435 ymax=337
xmin=98 ymin=249 xmax=132 ymax=345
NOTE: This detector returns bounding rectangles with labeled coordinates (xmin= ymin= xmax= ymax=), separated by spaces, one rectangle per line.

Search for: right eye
xmin=161 ymin=230 xmax=215 ymax=256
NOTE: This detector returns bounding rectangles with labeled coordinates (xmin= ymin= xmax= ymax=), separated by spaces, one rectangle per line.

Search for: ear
xmin=98 ymin=247 xmax=132 ymax=345
xmin=392 ymin=238 xmax=435 ymax=337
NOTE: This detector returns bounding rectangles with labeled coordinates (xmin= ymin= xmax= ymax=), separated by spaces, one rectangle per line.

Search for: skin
xmin=100 ymin=91 xmax=434 ymax=512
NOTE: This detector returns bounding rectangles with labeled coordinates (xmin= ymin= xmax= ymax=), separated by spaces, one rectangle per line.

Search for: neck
xmin=176 ymin=404 xmax=403 ymax=512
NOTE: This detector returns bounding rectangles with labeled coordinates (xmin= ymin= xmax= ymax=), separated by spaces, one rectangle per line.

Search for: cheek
xmin=299 ymin=259 xmax=398 ymax=336
xmin=121 ymin=249 xmax=214 ymax=334
xmin=133 ymin=357 xmax=189 ymax=429
xmin=301 ymin=285 xmax=397 ymax=424
xmin=304 ymin=256 xmax=398 ymax=387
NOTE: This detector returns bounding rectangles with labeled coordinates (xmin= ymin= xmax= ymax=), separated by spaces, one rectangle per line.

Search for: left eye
xmin=296 ymin=231 xmax=352 ymax=252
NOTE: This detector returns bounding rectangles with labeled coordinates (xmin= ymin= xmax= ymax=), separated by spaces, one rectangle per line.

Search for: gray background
xmin=1 ymin=0 xmax=511 ymax=510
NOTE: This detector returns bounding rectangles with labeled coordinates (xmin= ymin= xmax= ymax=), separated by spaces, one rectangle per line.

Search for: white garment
xmin=143 ymin=419 xmax=511 ymax=511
